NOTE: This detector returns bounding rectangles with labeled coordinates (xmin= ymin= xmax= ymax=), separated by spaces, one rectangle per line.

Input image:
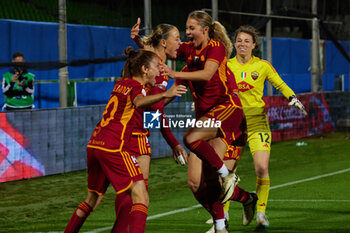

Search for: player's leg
xmin=111 ymin=155 xmax=148 ymax=233
xmin=65 ymin=148 xmax=107 ymax=233
xmin=98 ymin=148 xmax=146 ymax=233
xmin=253 ymin=150 xmax=270 ymax=228
xmin=187 ymin=151 xmax=203 ymax=194
xmin=187 ymin=149 xmax=226 ymax=233
xmin=64 ymin=191 xmax=98 ymax=233
xmin=224 ymin=146 xmax=258 ymax=226
xmin=113 ymin=134 xmax=151 ymax=232
xmin=137 ymin=154 xmax=151 ymax=190
xmin=183 ymin=118 xmax=228 ymax=177
xmin=128 ymin=180 xmax=149 ymax=233
xmin=205 ymin=138 xmax=231 ymax=232
xmin=112 ymin=154 xmax=150 ymax=233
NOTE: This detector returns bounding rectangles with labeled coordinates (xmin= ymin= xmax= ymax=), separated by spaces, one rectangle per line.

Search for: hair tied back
xmin=124 ymin=46 xmax=136 ymax=58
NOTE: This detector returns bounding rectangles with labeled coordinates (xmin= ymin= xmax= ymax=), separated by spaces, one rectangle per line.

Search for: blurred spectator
xmin=2 ymin=51 xmax=35 ymax=111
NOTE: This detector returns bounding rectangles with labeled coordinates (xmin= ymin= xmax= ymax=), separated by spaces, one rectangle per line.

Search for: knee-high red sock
xmin=193 ymin=179 xmax=224 ymax=221
xmin=186 ymin=140 xmax=224 ymax=170
xmin=210 ymin=200 xmax=225 ymax=220
xmin=129 ymin=203 xmax=148 ymax=233
xmin=64 ymin=201 xmax=93 ymax=233
xmin=230 ymin=185 xmax=250 ymax=203
xmin=112 ymin=192 xmax=132 ymax=233
xmin=193 ymin=190 xmax=225 ymax=228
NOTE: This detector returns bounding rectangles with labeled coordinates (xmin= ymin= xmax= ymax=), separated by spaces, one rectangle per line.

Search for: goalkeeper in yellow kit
xmin=226 ymin=25 xmax=307 ymax=228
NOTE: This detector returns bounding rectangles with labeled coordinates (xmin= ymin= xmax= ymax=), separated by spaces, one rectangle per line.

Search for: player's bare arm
xmin=133 ymin=84 xmax=187 ymax=108
xmin=160 ymin=60 xmax=218 ymax=81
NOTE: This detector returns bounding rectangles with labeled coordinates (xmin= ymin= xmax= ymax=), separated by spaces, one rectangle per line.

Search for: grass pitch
xmin=0 ymin=131 xmax=350 ymax=233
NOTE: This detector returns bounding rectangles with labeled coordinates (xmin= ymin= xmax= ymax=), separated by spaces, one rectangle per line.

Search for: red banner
xmin=263 ymin=93 xmax=335 ymax=141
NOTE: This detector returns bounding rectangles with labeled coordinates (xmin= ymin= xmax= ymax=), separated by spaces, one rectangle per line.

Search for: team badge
xmin=251 ymin=71 xmax=259 ymax=80
xmin=155 ymin=81 xmax=168 ymax=91
xmin=241 ymin=72 xmax=247 ymax=79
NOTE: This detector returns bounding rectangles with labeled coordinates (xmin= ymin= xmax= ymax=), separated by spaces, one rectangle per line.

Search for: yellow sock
xmin=256 ymin=176 xmax=270 ymax=213
xmin=223 ymin=201 xmax=230 ymax=213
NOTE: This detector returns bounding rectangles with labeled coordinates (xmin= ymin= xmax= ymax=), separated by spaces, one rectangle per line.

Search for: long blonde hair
xmin=142 ymin=24 xmax=176 ymax=48
xmin=188 ymin=10 xmax=233 ymax=57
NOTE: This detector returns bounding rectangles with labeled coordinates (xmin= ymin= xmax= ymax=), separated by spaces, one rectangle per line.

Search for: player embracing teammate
xmin=64 ymin=47 xmax=187 ymax=233
xmin=160 ymin=10 xmax=256 ymax=233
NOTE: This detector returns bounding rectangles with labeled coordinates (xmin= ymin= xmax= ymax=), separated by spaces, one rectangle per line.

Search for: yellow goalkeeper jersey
xmin=227 ymin=56 xmax=295 ymax=116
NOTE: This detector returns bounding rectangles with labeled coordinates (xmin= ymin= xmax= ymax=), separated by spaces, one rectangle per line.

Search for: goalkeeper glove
xmin=288 ymin=95 xmax=307 ymax=115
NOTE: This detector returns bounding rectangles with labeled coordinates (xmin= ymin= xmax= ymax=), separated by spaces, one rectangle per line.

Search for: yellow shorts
xmin=245 ymin=112 xmax=271 ymax=155
xmin=247 ymin=131 xmax=271 ymax=155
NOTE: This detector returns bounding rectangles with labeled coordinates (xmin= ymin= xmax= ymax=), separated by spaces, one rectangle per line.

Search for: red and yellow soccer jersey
xmin=87 ymin=78 xmax=146 ymax=152
xmin=177 ymin=39 xmax=238 ymax=115
xmin=227 ymin=56 xmax=295 ymax=116
xmin=132 ymin=58 xmax=169 ymax=135
xmin=149 ymin=60 xmax=169 ymax=113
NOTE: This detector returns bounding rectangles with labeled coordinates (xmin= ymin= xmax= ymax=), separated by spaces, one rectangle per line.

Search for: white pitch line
xmin=269 ymin=199 xmax=350 ymax=202
xmin=83 ymin=167 xmax=350 ymax=233
xmin=269 ymin=167 xmax=350 ymax=190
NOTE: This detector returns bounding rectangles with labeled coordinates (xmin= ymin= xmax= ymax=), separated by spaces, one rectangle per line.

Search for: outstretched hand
xmin=288 ymin=96 xmax=307 ymax=115
xmin=165 ymin=84 xmax=187 ymax=98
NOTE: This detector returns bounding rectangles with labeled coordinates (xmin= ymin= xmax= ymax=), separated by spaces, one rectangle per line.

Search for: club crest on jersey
xmin=155 ymin=81 xmax=168 ymax=91
xmin=241 ymin=72 xmax=247 ymax=80
xmin=251 ymin=71 xmax=259 ymax=80
xmin=194 ymin=56 xmax=199 ymax=61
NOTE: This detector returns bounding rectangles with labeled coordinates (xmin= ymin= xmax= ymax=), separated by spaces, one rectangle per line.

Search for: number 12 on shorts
xmin=258 ymin=133 xmax=270 ymax=143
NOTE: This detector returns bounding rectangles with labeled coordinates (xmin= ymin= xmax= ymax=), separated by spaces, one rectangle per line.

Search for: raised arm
xmin=131 ymin=18 xmax=144 ymax=49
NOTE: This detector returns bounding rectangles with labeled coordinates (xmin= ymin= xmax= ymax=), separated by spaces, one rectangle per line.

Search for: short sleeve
xmin=206 ymin=41 xmax=226 ymax=65
xmin=130 ymin=84 xmax=146 ymax=102
xmin=177 ymin=42 xmax=189 ymax=59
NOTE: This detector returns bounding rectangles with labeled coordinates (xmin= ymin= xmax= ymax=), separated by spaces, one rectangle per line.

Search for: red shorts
xmin=203 ymin=102 xmax=244 ymax=146
xmin=126 ymin=134 xmax=152 ymax=157
xmin=224 ymin=145 xmax=242 ymax=161
xmin=87 ymin=147 xmax=143 ymax=195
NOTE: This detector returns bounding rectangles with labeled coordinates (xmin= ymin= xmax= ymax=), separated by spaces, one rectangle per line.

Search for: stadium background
xmin=0 ymin=0 xmax=349 ymax=182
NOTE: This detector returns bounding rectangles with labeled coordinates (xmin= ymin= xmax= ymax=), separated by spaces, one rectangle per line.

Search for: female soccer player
xmin=227 ymin=25 xmax=307 ymax=228
xmin=64 ymin=47 xmax=187 ymax=233
xmin=112 ymin=20 xmax=188 ymax=233
xmin=184 ymin=69 xmax=257 ymax=233
xmin=161 ymin=10 xmax=246 ymax=233
xmin=130 ymin=18 xmax=188 ymax=170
